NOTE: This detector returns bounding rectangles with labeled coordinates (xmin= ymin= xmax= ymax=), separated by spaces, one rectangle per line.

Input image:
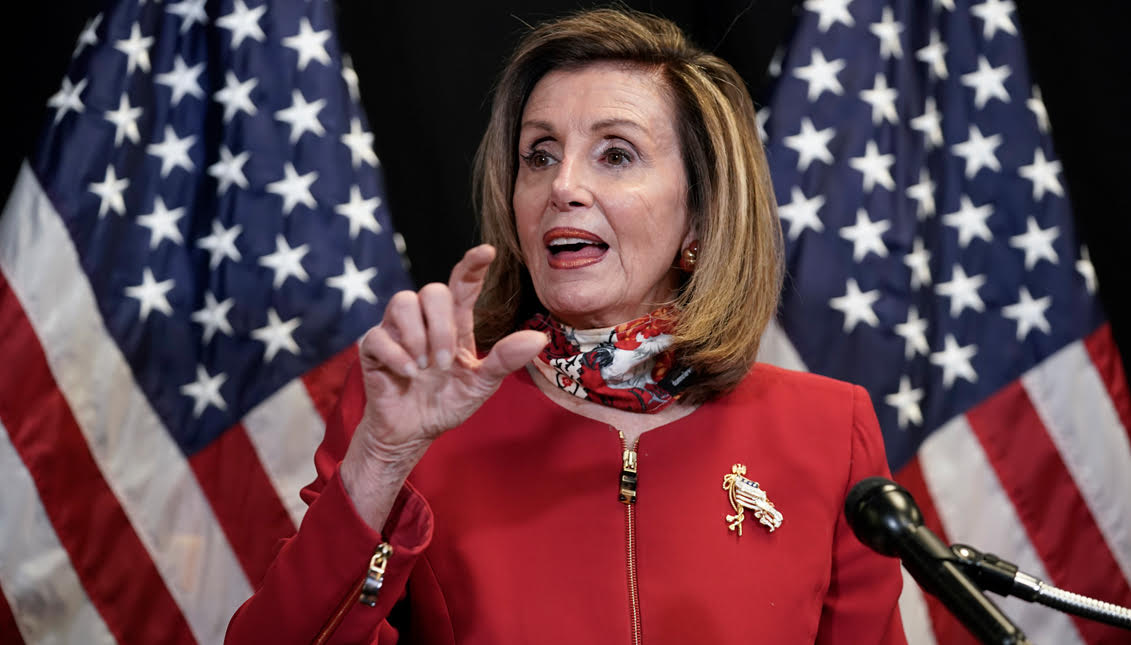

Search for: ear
xmin=680 ymin=223 xmax=698 ymax=250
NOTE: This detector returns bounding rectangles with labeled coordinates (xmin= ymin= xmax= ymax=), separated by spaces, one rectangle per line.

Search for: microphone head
xmin=844 ymin=477 xmax=924 ymax=557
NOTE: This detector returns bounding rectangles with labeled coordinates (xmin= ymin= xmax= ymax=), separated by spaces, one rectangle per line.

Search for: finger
xmin=383 ymin=290 xmax=429 ymax=369
xmin=478 ymin=330 xmax=549 ymax=384
xmin=448 ymin=245 xmax=495 ymax=349
xmin=360 ymin=324 xmax=419 ymax=379
xmin=418 ymin=282 xmax=456 ymax=370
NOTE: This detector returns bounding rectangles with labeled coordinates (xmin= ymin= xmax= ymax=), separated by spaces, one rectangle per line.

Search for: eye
xmin=604 ymin=147 xmax=633 ymax=166
xmin=521 ymin=149 xmax=555 ymax=169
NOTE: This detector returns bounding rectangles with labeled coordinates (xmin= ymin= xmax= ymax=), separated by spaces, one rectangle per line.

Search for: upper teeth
xmin=549 ymin=237 xmax=592 ymax=246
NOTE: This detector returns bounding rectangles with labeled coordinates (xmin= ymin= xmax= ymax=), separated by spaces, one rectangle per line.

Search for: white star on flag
xmin=960 ymin=57 xmax=1011 ymax=109
xmin=155 ymin=56 xmax=204 ymax=106
xmin=1028 ymin=87 xmax=1050 ymax=133
xmin=180 ymin=365 xmax=228 ymax=418
xmin=951 ymin=125 xmax=1002 ymax=179
xmin=104 ymin=94 xmax=142 ymax=146
xmin=217 ymin=0 xmax=266 ymax=49
xmin=1009 ymin=216 xmax=1059 ymax=269
xmin=259 ymin=235 xmax=311 ymax=288
xmin=167 ymin=0 xmax=208 ymax=34
xmin=283 ymin=17 xmax=331 ymax=71
xmin=125 ymin=267 xmax=175 ymax=322
xmin=48 ymin=77 xmax=87 ymax=123
xmin=936 ymin=266 xmax=987 ymax=317
xmin=251 ymin=309 xmax=302 ymax=362
xmin=1076 ymin=247 xmax=1097 ymax=294
xmin=904 ymin=238 xmax=932 ymax=288
xmin=89 ymin=165 xmax=129 ymax=217
xmin=869 ymin=7 xmax=903 ymax=59
xmin=910 ymin=96 xmax=943 ymax=149
xmin=1002 ymin=287 xmax=1052 ymax=341
xmin=74 ymin=14 xmax=101 ymax=57
xmin=275 ymin=90 xmax=327 ymax=143
xmin=839 ymin=209 xmax=891 ymax=261
xmin=335 ymin=185 xmax=382 ymax=239
xmin=829 ymin=278 xmax=881 ymax=332
xmin=137 ymin=197 xmax=186 ymax=249
xmin=191 ymin=292 xmax=235 ymax=344
xmin=930 ymin=334 xmax=979 ymax=387
xmin=196 ymin=220 xmax=243 ymax=268
xmin=783 ymin=117 xmax=834 ymax=171
xmin=1018 ymin=148 xmax=1064 ymax=200
xmin=267 ymin=163 xmax=319 ymax=215
xmin=942 ymin=195 xmax=994 ymax=247
xmin=894 ymin=306 xmax=930 ymax=359
xmin=341 ymin=118 xmax=378 ymax=169
xmin=916 ymin=31 xmax=948 ymax=80
xmin=848 ymin=141 xmax=895 ymax=192
xmin=115 ymin=23 xmax=154 ymax=75
xmin=971 ymin=0 xmax=1018 ymax=40
xmin=793 ymin=50 xmax=845 ymax=101
xmin=214 ymin=72 xmax=258 ymax=123
xmin=327 ymin=258 xmax=379 ymax=310
xmin=860 ymin=74 xmax=899 ymax=125
xmin=208 ymin=146 xmax=251 ymax=195
xmin=803 ymin=0 xmax=856 ymax=32
xmin=885 ymin=376 xmax=924 ymax=429
xmin=777 ymin=187 xmax=826 ymax=240
xmin=906 ymin=169 xmax=936 ymax=219
xmin=146 ymin=126 xmax=196 ymax=177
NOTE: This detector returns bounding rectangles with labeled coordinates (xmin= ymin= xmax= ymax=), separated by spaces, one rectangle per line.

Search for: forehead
xmin=521 ymin=61 xmax=676 ymax=132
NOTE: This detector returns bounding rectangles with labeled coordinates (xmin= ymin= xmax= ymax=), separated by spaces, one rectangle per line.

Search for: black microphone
xmin=845 ymin=477 xmax=1033 ymax=645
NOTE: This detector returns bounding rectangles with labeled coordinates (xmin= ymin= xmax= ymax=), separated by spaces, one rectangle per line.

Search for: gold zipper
xmin=618 ymin=432 xmax=642 ymax=645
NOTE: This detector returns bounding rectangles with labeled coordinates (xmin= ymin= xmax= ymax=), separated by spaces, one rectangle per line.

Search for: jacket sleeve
xmin=816 ymin=385 xmax=908 ymax=645
xmin=225 ymin=362 xmax=435 ymax=644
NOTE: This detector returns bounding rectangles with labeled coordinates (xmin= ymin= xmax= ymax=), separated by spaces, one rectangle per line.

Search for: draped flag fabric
xmin=0 ymin=0 xmax=411 ymax=642
xmin=756 ymin=0 xmax=1131 ymax=643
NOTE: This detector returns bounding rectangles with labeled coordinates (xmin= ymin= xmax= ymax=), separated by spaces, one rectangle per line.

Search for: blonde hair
xmin=473 ymin=8 xmax=783 ymax=403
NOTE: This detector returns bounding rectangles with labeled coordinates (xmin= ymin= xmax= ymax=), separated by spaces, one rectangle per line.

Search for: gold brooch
xmin=722 ymin=464 xmax=782 ymax=536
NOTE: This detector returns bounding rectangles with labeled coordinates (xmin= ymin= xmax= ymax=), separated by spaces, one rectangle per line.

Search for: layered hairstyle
xmin=473 ymin=8 xmax=784 ymax=403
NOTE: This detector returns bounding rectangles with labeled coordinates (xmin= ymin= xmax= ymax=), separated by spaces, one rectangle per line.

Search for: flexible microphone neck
xmin=845 ymin=477 xmax=1033 ymax=645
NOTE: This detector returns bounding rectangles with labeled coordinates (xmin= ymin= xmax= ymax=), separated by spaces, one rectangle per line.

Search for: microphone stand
xmin=950 ymin=544 xmax=1131 ymax=631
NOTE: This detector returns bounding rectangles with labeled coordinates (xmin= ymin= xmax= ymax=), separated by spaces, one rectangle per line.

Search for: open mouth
xmin=543 ymin=228 xmax=609 ymax=268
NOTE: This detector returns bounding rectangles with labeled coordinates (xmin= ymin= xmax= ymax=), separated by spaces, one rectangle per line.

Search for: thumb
xmin=477 ymin=330 xmax=549 ymax=384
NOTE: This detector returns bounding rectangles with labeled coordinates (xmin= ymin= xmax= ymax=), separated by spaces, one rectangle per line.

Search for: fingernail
xmin=417 ymin=355 xmax=429 ymax=370
xmin=436 ymin=350 xmax=452 ymax=370
xmin=402 ymin=362 xmax=419 ymax=378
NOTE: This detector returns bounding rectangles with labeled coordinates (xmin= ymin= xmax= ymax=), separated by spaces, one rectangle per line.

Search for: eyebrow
xmin=519 ymin=117 xmax=648 ymax=135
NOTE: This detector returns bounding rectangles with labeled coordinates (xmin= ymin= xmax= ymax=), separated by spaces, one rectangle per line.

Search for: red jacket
xmin=228 ymin=363 xmax=907 ymax=644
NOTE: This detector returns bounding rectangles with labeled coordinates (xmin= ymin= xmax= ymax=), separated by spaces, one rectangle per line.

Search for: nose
xmin=549 ymin=156 xmax=592 ymax=211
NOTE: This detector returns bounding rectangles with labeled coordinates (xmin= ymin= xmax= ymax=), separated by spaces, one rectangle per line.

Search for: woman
xmin=228 ymin=8 xmax=905 ymax=644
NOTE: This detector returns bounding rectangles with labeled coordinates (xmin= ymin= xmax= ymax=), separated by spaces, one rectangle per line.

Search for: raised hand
xmin=340 ymin=245 xmax=548 ymax=525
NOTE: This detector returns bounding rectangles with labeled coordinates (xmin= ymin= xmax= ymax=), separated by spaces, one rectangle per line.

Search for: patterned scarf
xmin=521 ymin=309 xmax=693 ymax=413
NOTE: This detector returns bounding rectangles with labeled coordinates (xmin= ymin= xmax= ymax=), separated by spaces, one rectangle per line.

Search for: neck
xmin=524 ymin=364 xmax=698 ymax=445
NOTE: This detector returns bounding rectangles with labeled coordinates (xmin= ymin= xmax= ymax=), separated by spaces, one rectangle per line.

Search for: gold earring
xmin=679 ymin=240 xmax=699 ymax=272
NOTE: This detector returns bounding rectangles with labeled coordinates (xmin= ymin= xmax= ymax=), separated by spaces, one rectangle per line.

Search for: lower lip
xmin=546 ymin=245 xmax=607 ymax=269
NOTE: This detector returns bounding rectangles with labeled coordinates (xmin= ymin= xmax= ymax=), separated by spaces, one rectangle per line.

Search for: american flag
xmin=756 ymin=0 xmax=1131 ymax=643
xmin=0 ymin=0 xmax=411 ymax=642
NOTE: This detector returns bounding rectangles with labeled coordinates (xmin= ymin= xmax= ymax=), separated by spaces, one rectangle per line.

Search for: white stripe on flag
xmin=0 ymin=420 xmax=116 ymax=645
xmin=918 ymin=414 xmax=1085 ymax=644
xmin=898 ymin=565 xmax=938 ymax=645
xmin=243 ymin=379 xmax=323 ymax=527
xmin=1021 ymin=341 xmax=1131 ymax=583
xmin=756 ymin=319 xmax=809 ymax=371
xmin=0 ymin=164 xmax=251 ymax=643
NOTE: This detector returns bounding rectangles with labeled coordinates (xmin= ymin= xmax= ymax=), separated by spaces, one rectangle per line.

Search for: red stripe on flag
xmin=301 ymin=343 xmax=358 ymax=425
xmin=966 ymin=380 xmax=1131 ymax=645
xmin=188 ymin=423 xmax=296 ymax=587
xmin=0 ymin=580 xmax=25 ymax=645
xmin=0 ymin=274 xmax=195 ymax=644
xmin=895 ymin=457 xmax=981 ymax=645
xmin=1084 ymin=324 xmax=1131 ymax=438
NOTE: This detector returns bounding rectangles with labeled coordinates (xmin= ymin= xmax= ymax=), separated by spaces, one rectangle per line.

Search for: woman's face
xmin=513 ymin=62 xmax=694 ymax=329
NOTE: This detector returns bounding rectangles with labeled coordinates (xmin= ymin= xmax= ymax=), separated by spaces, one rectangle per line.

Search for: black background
xmin=3 ymin=1 xmax=1128 ymax=373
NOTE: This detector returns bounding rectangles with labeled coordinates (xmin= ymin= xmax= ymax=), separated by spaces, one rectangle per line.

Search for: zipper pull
xmin=358 ymin=542 xmax=394 ymax=607
xmin=619 ymin=434 xmax=638 ymax=505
